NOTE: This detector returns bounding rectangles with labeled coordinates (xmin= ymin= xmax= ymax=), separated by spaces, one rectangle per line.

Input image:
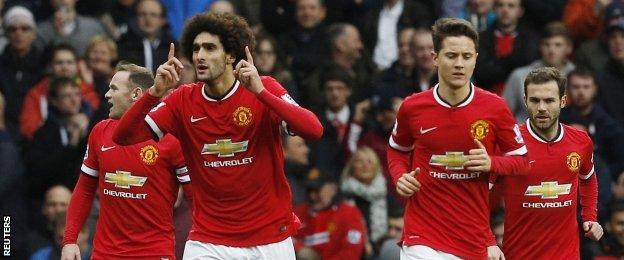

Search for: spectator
xmin=341 ymin=146 xmax=388 ymax=243
xmin=35 ymin=0 xmax=107 ymax=56
xmin=278 ymin=0 xmax=329 ymax=96
xmin=352 ymin=96 xmax=402 ymax=198
xmin=459 ymin=0 xmax=497 ymax=32
xmin=26 ymin=77 xmax=90 ymax=199
xmin=474 ymin=0 xmax=539 ymax=95
xmin=117 ymin=0 xmax=176 ymax=72
xmin=377 ymin=207 xmax=404 ymax=260
xmin=303 ymin=23 xmax=375 ymax=108
xmin=0 ymin=91 xmax=29 ymax=259
xmin=596 ymin=17 xmax=624 ymax=128
xmin=0 ymin=6 xmax=44 ymax=142
xmin=30 ymin=211 xmax=91 ymax=260
xmin=283 ymin=134 xmax=315 ymax=205
xmin=0 ymin=0 xmax=7 ymax=51
xmin=585 ymin=202 xmax=624 ymax=259
xmin=293 ymin=172 xmax=367 ymax=259
xmin=362 ymin=0 xmax=433 ymax=70
xmin=561 ymin=69 xmax=624 ymax=196
xmin=503 ymin=21 xmax=575 ymax=122
xmin=410 ymin=27 xmax=438 ymax=93
xmin=310 ymin=71 xmax=353 ymax=178
xmin=19 ymin=44 xmax=99 ymax=140
xmin=490 ymin=210 xmax=505 ymax=247
xmin=371 ymin=27 xmax=416 ymax=101
xmin=28 ymin=185 xmax=71 ymax=255
xmin=209 ymin=0 xmax=236 ymax=13
xmin=575 ymin=1 xmax=624 ymax=73
xmin=255 ymin=32 xmax=299 ymax=101
xmin=82 ymin=35 xmax=117 ymax=123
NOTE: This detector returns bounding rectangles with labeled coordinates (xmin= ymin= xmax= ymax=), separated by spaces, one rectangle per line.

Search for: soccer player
xmin=494 ymin=67 xmax=602 ymax=259
xmin=387 ymin=18 xmax=530 ymax=259
xmin=112 ymin=12 xmax=323 ymax=259
xmin=61 ymin=63 xmax=191 ymax=260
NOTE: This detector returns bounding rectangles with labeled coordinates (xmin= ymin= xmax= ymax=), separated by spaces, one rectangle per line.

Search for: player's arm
xmin=387 ymin=102 xmax=421 ymax=197
xmin=579 ymin=140 xmax=602 ymax=240
xmin=234 ymin=46 xmax=323 ymax=140
xmin=113 ymin=44 xmax=183 ymax=145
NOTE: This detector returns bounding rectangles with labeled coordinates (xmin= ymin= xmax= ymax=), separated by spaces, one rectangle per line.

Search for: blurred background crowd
xmin=0 ymin=0 xmax=623 ymax=259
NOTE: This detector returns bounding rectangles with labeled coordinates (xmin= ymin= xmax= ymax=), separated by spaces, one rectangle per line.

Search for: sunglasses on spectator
xmin=7 ymin=26 xmax=32 ymax=33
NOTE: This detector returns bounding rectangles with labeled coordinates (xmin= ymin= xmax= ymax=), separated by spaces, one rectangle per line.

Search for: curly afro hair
xmin=181 ymin=12 xmax=255 ymax=65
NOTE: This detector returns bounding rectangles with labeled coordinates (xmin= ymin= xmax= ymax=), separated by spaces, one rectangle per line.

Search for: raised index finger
xmin=245 ymin=46 xmax=253 ymax=65
xmin=168 ymin=43 xmax=175 ymax=60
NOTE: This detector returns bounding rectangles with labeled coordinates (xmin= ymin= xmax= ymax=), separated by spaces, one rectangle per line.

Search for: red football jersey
xmin=389 ymin=85 xmax=526 ymax=259
xmin=500 ymin=122 xmax=595 ymax=260
xmin=145 ymin=77 xmax=297 ymax=246
xmin=81 ymin=119 xmax=189 ymax=259
xmin=293 ymin=202 xmax=366 ymax=259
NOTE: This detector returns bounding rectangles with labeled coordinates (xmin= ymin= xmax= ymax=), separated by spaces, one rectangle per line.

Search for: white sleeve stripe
xmin=175 ymin=166 xmax=188 ymax=175
xmin=505 ymin=146 xmax=527 ymax=156
xmin=388 ymin=136 xmax=414 ymax=152
xmin=579 ymin=166 xmax=595 ymax=180
xmin=81 ymin=164 xmax=98 ymax=177
xmin=145 ymin=115 xmax=164 ymax=140
xmin=177 ymin=175 xmax=191 ymax=183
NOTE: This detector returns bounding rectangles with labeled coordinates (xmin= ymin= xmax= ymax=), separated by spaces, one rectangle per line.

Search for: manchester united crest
xmin=566 ymin=152 xmax=581 ymax=172
xmin=233 ymin=106 xmax=252 ymax=126
xmin=140 ymin=145 xmax=159 ymax=165
xmin=470 ymin=120 xmax=490 ymax=140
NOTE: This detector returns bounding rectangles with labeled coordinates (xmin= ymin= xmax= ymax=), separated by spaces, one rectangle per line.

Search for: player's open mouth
xmin=197 ymin=64 xmax=208 ymax=70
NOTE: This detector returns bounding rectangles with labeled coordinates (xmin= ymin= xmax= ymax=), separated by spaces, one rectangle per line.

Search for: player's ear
xmin=131 ymin=87 xmax=143 ymax=101
xmin=432 ymin=51 xmax=438 ymax=67
xmin=226 ymin=54 xmax=235 ymax=65
xmin=560 ymin=95 xmax=567 ymax=109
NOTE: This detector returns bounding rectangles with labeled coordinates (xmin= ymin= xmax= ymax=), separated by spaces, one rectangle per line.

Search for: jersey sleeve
xmin=494 ymin=103 xmax=527 ymax=156
xmin=388 ymin=101 xmax=414 ymax=152
xmin=81 ymin=123 xmax=101 ymax=177
xmin=579 ymin=135 xmax=595 ymax=180
xmin=145 ymin=89 xmax=181 ymax=140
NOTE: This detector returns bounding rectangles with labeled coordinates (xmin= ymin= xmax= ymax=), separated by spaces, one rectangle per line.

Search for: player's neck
xmin=203 ymin=72 xmax=237 ymax=98
xmin=530 ymin=119 xmax=561 ymax=141
xmin=438 ymin=81 xmax=471 ymax=106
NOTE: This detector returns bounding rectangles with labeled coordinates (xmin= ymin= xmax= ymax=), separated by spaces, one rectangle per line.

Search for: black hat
xmin=304 ymin=168 xmax=336 ymax=190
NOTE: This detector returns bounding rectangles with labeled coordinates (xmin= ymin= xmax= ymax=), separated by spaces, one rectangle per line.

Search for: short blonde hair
xmin=86 ymin=34 xmax=118 ymax=61
xmin=340 ymin=146 xmax=381 ymax=182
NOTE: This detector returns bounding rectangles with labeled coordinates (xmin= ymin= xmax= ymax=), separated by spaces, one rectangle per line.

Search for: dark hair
xmin=541 ymin=21 xmax=572 ymax=44
xmin=609 ymin=201 xmax=624 ymax=219
xmin=321 ymin=67 xmax=351 ymax=89
xmin=431 ymin=18 xmax=479 ymax=53
xmin=115 ymin=61 xmax=154 ymax=90
xmin=180 ymin=12 xmax=254 ymax=65
xmin=524 ymin=67 xmax=567 ymax=98
xmin=567 ymin=68 xmax=596 ymax=84
xmin=49 ymin=77 xmax=79 ymax=99
xmin=47 ymin=43 xmax=78 ymax=66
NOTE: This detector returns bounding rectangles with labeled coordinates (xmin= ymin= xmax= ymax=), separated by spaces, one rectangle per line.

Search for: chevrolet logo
xmin=201 ymin=139 xmax=249 ymax=157
xmin=525 ymin=181 xmax=572 ymax=199
xmin=105 ymin=171 xmax=147 ymax=189
xmin=429 ymin=152 xmax=468 ymax=170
